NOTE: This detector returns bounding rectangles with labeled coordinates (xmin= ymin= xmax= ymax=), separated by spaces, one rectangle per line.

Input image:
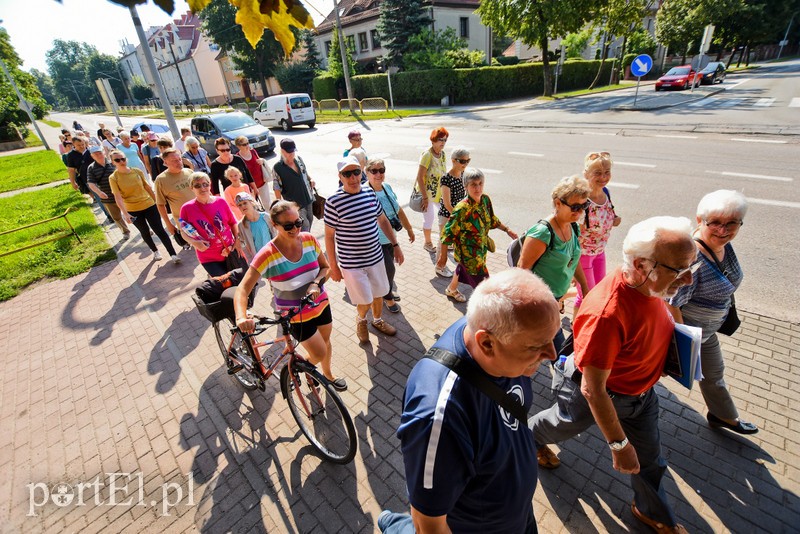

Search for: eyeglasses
xmin=193 ymin=182 xmax=211 ymax=189
xmin=237 ymin=143 xmax=248 ymax=147
xmin=279 ymin=218 xmax=304 ymax=231
xmin=704 ymin=219 xmax=743 ymax=232
xmin=368 ymin=168 xmax=386 ymax=175
xmin=649 ymin=259 xmax=702 ymax=279
xmin=435 ymin=137 xmax=448 ymax=142
xmin=112 ymin=157 xmax=126 ymax=163
xmin=217 ymin=148 xmax=231 ymax=152
xmin=340 ymin=169 xmax=361 ymax=178
xmin=455 ymin=158 xmax=470 ymax=165
xmin=560 ymin=199 xmax=590 ymax=212
xmin=351 ymin=136 xmax=362 ymax=141
xmin=587 ymin=151 xmax=611 ymax=160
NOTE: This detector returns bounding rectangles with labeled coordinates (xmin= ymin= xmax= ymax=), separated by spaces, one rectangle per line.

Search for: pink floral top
xmin=579 ymin=197 xmax=616 ymax=256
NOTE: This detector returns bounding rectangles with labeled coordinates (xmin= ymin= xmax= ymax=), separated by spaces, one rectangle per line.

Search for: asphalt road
xmin=51 ymin=58 xmax=800 ymax=322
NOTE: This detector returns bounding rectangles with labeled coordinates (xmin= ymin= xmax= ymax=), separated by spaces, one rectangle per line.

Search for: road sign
xmin=631 ymin=54 xmax=653 ymax=77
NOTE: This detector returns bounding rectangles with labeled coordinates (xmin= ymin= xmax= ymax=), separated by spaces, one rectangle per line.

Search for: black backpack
xmin=507 ymin=219 xmax=579 ymax=268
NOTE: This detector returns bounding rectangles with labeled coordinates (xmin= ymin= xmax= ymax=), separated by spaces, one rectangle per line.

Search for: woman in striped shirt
xmin=233 ymin=200 xmax=346 ymax=392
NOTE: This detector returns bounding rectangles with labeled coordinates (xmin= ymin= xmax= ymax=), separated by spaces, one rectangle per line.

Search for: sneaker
xmin=121 ymin=232 xmax=130 ymax=241
xmin=153 ymin=251 xmax=163 ymax=261
xmin=391 ymin=294 xmax=401 ymax=302
xmin=435 ymin=265 xmax=453 ymax=278
xmin=385 ymin=301 xmax=401 ymax=313
xmin=330 ymin=377 xmax=348 ymax=392
xmin=171 ymin=254 xmax=181 ymax=264
xmin=536 ymin=445 xmax=561 ymax=469
xmin=356 ymin=318 xmax=369 ymax=344
xmin=371 ymin=318 xmax=397 ymax=336
xmin=423 ymin=242 xmax=437 ymax=253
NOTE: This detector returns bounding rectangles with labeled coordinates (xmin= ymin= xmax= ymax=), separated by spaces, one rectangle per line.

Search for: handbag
xmin=409 ymin=189 xmax=424 ymax=213
xmin=312 ymin=187 xmax=326 ymax=220
xmin=486 ymin=236 xmax=496 ymax=253
xmin=694 ymin=238 xmax=741 ymax=336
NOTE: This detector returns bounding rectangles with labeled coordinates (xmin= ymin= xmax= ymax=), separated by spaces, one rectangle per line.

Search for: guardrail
xmin=312 ymin=98 xmax=389 ymax=113
xmin=0 ymin=208 xmax=81 ymax=259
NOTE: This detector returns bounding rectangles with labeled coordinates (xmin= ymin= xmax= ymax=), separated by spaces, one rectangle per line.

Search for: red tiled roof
xmin=316 ymin=0 xmax=480 ymax=34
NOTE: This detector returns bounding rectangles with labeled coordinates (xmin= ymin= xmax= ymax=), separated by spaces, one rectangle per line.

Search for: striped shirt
xmin=324 ymin=185 xmax=384 ymax=269
xmin=669 ymin=243 xmax=742 ymax=311
xmin=250 ymin=233 xmax=328 ymax=323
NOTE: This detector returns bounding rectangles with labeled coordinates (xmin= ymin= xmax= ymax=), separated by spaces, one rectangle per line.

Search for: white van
xmin=253 ymin=93 xmax=316 ymax=131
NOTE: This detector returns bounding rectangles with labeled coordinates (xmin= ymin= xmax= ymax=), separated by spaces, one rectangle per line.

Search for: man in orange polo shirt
xmin=530 ymin=216 xmax=698 ymax=534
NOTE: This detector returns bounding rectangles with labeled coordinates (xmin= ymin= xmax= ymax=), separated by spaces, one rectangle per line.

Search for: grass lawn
xmin=0 ymin=184 xmax=115 ymax=301
xmin=0 ymin=150 xmax=68 ymax=193
xmin=42 ymin=119 xmax=61 ymax=128
xmin=540 ymin=83 xmax=630 ymax=100
xmin=24 ymin=129 xmax=43 ymax=147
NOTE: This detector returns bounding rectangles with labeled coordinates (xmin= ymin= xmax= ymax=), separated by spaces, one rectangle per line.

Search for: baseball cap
xmin=88 ymin=145 xmax=103 ymax=154
xmin=147 ymin=133 xmax=159 ymax=141
xmin=347 ymin=129 xmax=361 ymax=139
xmin=337 ymin=156 xmax=360 ymax=172
xmin=234 ymin=192 xmax=255 ymax=205
xmin=279 ymin=138 xmax=296 ymax=152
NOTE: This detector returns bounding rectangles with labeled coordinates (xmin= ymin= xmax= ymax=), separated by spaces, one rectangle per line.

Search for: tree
xmin=30 ymin=68 xmax=58 ymax=108
xmin=86 ymin=52 xmax=128 ymax=105
xmin=274 ymin=30 xmax=322 ymax=94
xmin=377 ymin=0 xmax=432 ymax=68
xmin=299 ymin=29 xmax=322 ymax=72
xmin=478 ymin=0 xmax=600 ymax=97
xmin=0 ymin=28 xmax=48 ymax=141
xmin=588 ymin=0 xmax=650 ymax=88
xmin=404 ymin=28 xmax=484 ymax=70
xmin=492 ymin=33 xmax=514 ymax=57
xmin=326 ymin=26 xmax=358 ymax=82
xmin=562 ymin=29 xmax=593 ymax=58
xmin=656 ymin=0 xmax=703 ymax=63
xmin=199 ymin=0 xmax=287 ymax=93
xmin=45 ymin=39 xmax=99 ymax=107
xmin=132 ymin=83 xmax=154 ymax=101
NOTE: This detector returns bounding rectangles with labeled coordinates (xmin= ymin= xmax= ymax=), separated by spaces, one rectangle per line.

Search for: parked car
xmin=654 ymin=65 xmax=700 ymax=91
xmin=131 ymin=122 xmax=171 ymax=135
xmin=698 ymin=62 xmax=727 ymax=85
xmin=253 ymin=93 xmax=316 ymax=131
xmin=190 ymin=111 xmax=275 ymax=157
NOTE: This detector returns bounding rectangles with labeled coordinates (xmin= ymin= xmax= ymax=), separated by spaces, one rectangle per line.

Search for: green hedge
xmin=312 ymin=59 xmax=616 ymax=105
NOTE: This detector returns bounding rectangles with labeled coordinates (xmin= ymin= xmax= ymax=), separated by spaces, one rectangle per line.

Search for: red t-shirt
xmin=573 ymin=268 xmax=674 ymax=395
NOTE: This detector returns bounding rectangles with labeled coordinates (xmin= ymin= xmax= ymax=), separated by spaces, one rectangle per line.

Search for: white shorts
xmin=341 ymin=262 xmax=390 ymax=305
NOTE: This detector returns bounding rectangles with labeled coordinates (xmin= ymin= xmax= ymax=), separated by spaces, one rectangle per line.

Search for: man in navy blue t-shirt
xmin=381 ymin=269 xmax=560 ymax=533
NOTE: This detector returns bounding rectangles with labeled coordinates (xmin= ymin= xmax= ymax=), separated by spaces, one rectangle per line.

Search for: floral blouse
xmin=418 ymin=149 xmax=447 ymax=203
xmin=441 ymin=195 xmax=500 ymax=276
xmin=580 ymin=195 xmax=616 ymax=256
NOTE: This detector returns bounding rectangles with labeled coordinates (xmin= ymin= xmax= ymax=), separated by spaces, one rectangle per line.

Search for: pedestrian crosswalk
xmin=687 ymin=96 xmax=799 ymax=109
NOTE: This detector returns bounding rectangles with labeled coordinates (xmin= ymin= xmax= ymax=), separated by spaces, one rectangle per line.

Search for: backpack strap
xmin=424 ymin=347 xmax=528 ymax=423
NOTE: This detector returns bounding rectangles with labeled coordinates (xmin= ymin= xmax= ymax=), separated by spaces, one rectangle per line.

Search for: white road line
xmin=582 ymin=131 xmax=616 ymax=136
xmin=498 ymin=110 xmax=538 ymax=119
xmin=747 ymin=198 xmax=800 ymax=209
xmin=754 ymin=98 xmax=775 ymax=107
xmin=725 ymin=78 xmax=751 ymax=90
xmin=705 ymin=170 xmax=793 ymax=182
xmin=730 ymin=138 xmax=787 ymax=144
xmin=371 ymin=152 xmax=392 ymax=159
xmin=789 ymin=98 xmax=800 ymax=108
xmin=508 ymin=151 xmax=544 ymax=157
xmin=654 ymin=134 xmax=698 ymax=139
xmin=615 ymin=161 xmax=657 ymax=168
xmin=688 ymin=99 xmax=714 ymax=108
xmin=607 ymin=182 xmax=640 ymax=189
xmin=720 ymin=98 xmax=742 ymax=108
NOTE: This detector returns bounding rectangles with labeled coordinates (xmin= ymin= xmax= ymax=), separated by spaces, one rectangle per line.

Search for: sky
xmin=0 ymin=0 xmax=335 ymax=74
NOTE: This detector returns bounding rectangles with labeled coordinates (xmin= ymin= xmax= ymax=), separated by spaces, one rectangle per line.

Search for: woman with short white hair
xmin=667 ymin=190 xmax=756 ymax=435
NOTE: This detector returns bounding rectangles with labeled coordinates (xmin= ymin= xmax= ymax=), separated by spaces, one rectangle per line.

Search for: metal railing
xmin=312 ymin=98 xmax=389 ymax=113
xmin=0 ymin=208 xmax=81 ymax=259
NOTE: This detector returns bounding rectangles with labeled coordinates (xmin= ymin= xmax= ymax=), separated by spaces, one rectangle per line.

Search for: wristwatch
xmin=608 ymin=437 xmax=629 ymax=451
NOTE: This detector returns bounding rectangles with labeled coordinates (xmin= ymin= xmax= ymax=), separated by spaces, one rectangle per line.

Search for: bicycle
xmin=193 ymin=288 xmax=357 ymax=464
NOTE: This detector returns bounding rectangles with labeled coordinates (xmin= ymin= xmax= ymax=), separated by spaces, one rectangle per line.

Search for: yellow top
xmin=110 ymin=167 xmax=154 ymax=212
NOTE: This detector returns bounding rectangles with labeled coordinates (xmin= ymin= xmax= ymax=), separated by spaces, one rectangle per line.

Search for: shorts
xmin=290 ymin=303 xmax=332 ymax=342
xmin=341 ymin=261 xmax=390 ymax=305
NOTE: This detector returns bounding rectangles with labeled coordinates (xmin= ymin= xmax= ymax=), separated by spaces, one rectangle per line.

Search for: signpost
xmin=630 ymin=53 xmax=653 ymax=107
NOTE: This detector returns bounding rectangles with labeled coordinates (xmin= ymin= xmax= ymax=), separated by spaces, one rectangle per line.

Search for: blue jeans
xmin=377 ymin=511 xmax=415 ymax=534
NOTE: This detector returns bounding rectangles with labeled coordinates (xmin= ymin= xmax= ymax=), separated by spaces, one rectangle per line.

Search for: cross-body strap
xmin=694 ymin=237 xmax=736 ymax=307
xmin=424 ymin=347 xmax=528 ymax=423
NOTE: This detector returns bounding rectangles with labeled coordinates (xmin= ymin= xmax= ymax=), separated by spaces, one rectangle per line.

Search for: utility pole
xmin=0 ymin=56 xmax=50 ymax=150
xmin=68 ymin=79 xmax=84 ymax=107
xmin=166 ymin=32 xmax=191 ymax=105
xmin=777 ymin=13 xmax=795 ymax=60
xmin=332 ymin=0 xmax=354 ymax=112
xmin=129 ymin=5 xmax=179 ymax=138
xmin=114 ymin=62 xmax=135 ymax=105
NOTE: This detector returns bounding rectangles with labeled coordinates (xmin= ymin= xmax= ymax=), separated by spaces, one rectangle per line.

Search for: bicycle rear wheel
xmin=213 ymin=318 xmax=263 ymax=391
xmin=280 ymin=360 xmax=357 ymax=464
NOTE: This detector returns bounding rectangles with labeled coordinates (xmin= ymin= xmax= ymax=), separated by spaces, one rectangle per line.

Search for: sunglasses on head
xmin=279 ymin=218 xmax=304 ymax=231
xmin=560 ymin=198 xmax=590 ymax=212
xmin=112 ymin=157 xmax=126 ymax=163
xmin=368 ymin=168 xmax=386 ymax=175
xmin=587 ymin=151 xmax=611 ymax=160
xmin=340 ymin=169 xmax=360 ymax=178
xmin=455 ymin=158 xmax=470 ymax=165
xmin=217 ymin=148 xmax=231 ymax=152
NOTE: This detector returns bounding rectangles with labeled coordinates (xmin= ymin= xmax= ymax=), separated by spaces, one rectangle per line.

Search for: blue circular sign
xmin=630 ymin=54 xmax=653 ymax=77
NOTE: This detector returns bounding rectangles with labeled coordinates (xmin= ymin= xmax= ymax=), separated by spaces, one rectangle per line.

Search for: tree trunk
xmin=726 ymin=46 xmax=736 ymax=68
xmin=589 ymin=32 xmax=608 ymax=90
xmin=256 ymin=55 xmax=269 ymax=97
xmin=540 ymin=33 xmax=552 ymax=97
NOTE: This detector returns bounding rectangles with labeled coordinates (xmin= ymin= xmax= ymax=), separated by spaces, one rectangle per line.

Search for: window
xmin=371 ymin=29 xmax=381 ymax=49
xmin=229 ymin=80 xmax=242 ymax=94
xmin=358 ymin=32 xmax=369 ymax=51
xmin=460 ymin=17 xmax=469 ymax=39
xmin=324 ymin=40 xmax=331 ymax=55
xmin=346 ymin=35 xmax=355 ymax=52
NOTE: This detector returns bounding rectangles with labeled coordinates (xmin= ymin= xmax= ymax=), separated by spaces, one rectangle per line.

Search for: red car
xmin=655 ymin=65 xmax=701 ymax=91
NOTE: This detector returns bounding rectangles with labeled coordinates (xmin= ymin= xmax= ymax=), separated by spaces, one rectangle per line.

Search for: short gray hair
xmin=462 ymin=167 xmax=484 ymax=185
xmin=622 ymin=216 xmax=693 ymax=271
xmin=451 ymin=146 xmax=470 ymax=160
xmin=467 ymin=268 xmax=556 ymax=344
xmin=697 ymin=190 xmax=747 ymax=220
xmin=185 ymin=136 xmax=200 ymax=148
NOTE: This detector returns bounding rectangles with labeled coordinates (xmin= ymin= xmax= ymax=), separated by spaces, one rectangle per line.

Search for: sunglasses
xmin=649 ymin=259 xmax=702 ymax=279
xmin=560 ymin=199 xmax=590 ymax=212
xmin=351 ymin=136 xmax=362 ymax=141
xmin=340 ymin=169 xmax=361 ymax=178
xmin=279 ymin=218 xmax=304 ymax=231
xmin=368 ymin=168 xmax=386 ymax=175
xmin=455 ymin=158 xmax=470 ymax=165
xmin=193 ymin=182 xmax=211 ymax=189
xmin=435 ymin=137 xmax=448 ymax=142
xmin=112 ymin=157 xmax=127 ymax=163
xmin=217 ymin=148 xmax=231 ymax=152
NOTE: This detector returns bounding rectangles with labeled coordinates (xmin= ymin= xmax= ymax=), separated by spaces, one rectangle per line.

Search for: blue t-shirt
xmin=398 ymin=318 xmax=538 ymax=533
xmin=250 ymin=212 xmax=273 ymax=253
xmin=372 ymin=183 xmax=400 ymax=246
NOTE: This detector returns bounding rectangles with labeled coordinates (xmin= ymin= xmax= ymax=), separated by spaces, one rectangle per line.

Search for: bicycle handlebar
xmin=234 ymin=294 xmax=320 ymax=336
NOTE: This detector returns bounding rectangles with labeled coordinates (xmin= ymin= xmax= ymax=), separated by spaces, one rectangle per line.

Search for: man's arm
xmin=324 ymin=225 xmax=341 ymax=282
xmin=157 ymin=204 xmax=176 ymax=234
xmin=411 ymin=506 xmax=451 ymax=534
xmin=67 ymin=167 xmax=79 ymax=190
xmin=580 ymin=366 xmax=640 ymax=474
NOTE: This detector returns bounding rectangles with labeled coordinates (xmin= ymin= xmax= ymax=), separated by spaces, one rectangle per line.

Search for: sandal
xmin=445 ymin=288 xmax=467 ymax=303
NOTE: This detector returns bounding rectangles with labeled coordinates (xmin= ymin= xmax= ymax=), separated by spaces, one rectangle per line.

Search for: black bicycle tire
xmin=213 ymin=318 xmax=260 ymax=391
xmin=280 ymin=361 xmax=357 ymax=464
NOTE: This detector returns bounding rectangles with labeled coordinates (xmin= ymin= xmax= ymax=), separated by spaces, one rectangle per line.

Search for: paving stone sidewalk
xmin=0 ymin=215 xmax=798 ymax=534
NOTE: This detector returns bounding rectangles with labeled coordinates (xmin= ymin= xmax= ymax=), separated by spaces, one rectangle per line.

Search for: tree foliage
xmin=0 ymin=29 xmax=48 ymax=141
xmin=588 ymin=0 xmax=650 ymax=88
xmin=626 ymin=28 xmax=658 ymax=57
xmin=30 ymin=69 xmax=58 ymax=108
xmin=86 ymin=52 xmax=127 ymax=105
xmin=562 ymin=29 xmax=593 ymax=59
xmin=326 ymin=26 xmax=358 ymax=82
xmin=404 ymin=28 xmax=485 ymax=71
xmin=132 ymin=84 xmax=154 ymax=100
xmin=45 ymin=39 xmax=100 ymax=107
xmin=655 ymin=0 xmax=704 ymax=61
xmin=377 ymin=0 xmax=432 ymax=68
xmin=275 ymin=30 xmax=322 ymax=95
xmin=477 ymin=0 xmax=600 ymax=97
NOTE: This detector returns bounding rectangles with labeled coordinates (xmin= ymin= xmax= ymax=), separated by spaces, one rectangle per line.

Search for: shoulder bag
xmin=695 ymin=238 xmax=741 ymax=336
xmin=409 ymin=188 xmax=424 ymax=213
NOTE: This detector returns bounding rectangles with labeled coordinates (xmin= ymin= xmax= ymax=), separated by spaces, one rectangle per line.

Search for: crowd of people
xmin=63 ymin=119 xmax=753 ymax=533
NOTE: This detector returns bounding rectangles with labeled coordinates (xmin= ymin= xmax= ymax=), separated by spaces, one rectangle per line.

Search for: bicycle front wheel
xmin=213 ymin=318 xmax=262 ymax=391
xmin=280 ymin=360 xmax=357 ymax=464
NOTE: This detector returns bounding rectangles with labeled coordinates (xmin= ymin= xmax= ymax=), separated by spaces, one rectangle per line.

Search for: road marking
xmin=754 ymin=98 xmax=775 ymax=107
xmin=654 ymin=134 xmax=698 ymax=139
xmin=582 ymin=131 xmax=616 ymax=136
xmin=508 ymin=151 xmax=544 ymax=157
xmin=747 ymin=198 xmax=800 ymax=209
xmin=615 ymin=161 xmax=656 ymax=168
xmin=705 ymin=170 xmax=792 ymax=182
xmin=688 ymin=99 xmax=714 ymax=108
xmin=720 ymin=98 xmax=742 ymax=107
xmin=607 ymin=182 xmax=640 ymax=189
xmin=789 ymin=98 xmax=800 ymax=108
xmin=498 ymin=110 xmax=538 ymax=119
xmin=725 ymin=78 xmax=751 ymax=90
xmin=730 ymin=138 xmax=787 ymax=144
xmin=371 ymin=152 xmax=392 ymax=159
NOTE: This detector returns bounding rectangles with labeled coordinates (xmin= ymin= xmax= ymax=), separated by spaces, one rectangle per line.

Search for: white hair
xmin=450 ymin=146 xmax=470 ymax=160
xmin=622 ymin=216 xmax=693 ymax=271
xmin=185 ymin=136 xmax=200 ymax=148
xmin=463 ymin=167 xmax=485 ymax=185
xmin=467 ymin=268 xmax=555 ymax=344
xmin=697 ymin=190 xmax=747 ymax=220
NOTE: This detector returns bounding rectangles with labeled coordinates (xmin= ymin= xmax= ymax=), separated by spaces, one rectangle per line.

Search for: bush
xmin=132 ymin=84 xmax=153 ymax=100
xmin=312 ymin=75 xmax=337 ymax=100
xmin=494 ymin=56 xmax=519 ymax=66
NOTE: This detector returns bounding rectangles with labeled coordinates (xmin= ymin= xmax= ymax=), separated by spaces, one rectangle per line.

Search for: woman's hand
xmin=613 ymin=215 xmax=622 ymax=227
xmin=420 ymin=196 xmax=428 ymax=211
xmin=328 ymin=264 xmax=342 ymax=282
xmin=407 ymin=228 xmax=416 ymax=243
xmin=193 ymin=239 xmax=209 ymax=252
xmin=306 ymin=282 xmax=321 ymax=300
xmin=506 ymin=228 xmax=519 ymax=240
xmin=236 ymin=315 xmax=256 ymax=334
xmin=122 ymin=212 xmax=132 ymax=224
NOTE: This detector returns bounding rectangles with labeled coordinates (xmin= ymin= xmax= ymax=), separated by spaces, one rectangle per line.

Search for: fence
xmin=312 ymin=98 xmax=389 ymax=113
xmin=0 ymin=208 xmax=81 ymax=259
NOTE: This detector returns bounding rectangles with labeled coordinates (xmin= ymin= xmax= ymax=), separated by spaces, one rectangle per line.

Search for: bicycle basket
xmin=191 ymin=293 xmax=234 ymax=323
